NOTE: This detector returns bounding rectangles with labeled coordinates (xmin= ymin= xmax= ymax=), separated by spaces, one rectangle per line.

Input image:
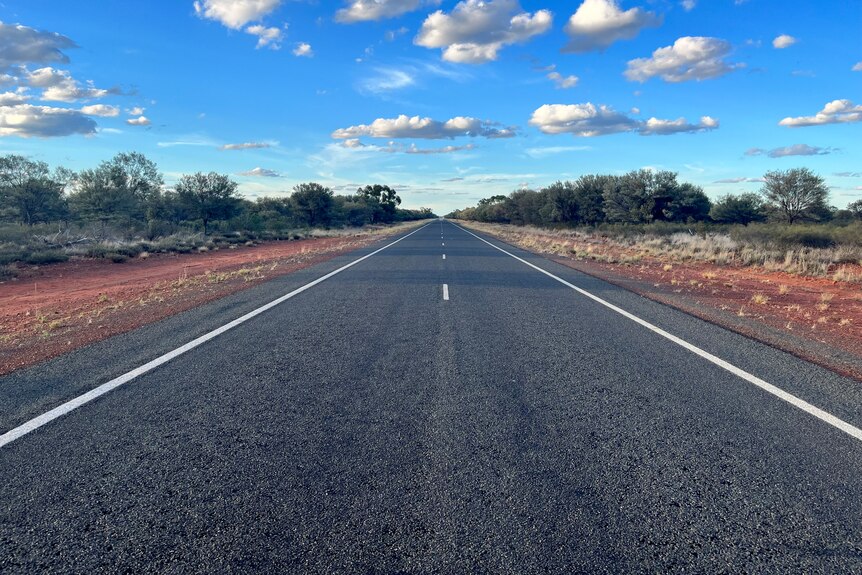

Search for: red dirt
xmin=464 ymin=223 xmax=862 ymax=381
xmin=0 ymin=234 xmax=387 ymax=375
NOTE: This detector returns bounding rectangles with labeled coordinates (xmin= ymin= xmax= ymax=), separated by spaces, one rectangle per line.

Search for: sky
xmin=0 ymin=0 xmax=860 ymax=214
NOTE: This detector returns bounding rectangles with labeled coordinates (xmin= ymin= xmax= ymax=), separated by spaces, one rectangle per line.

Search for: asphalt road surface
xmin=2 ymin=220 xmax=861 ymax=573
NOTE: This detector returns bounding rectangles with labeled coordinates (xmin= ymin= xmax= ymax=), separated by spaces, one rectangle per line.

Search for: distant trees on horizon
xmin=448 ymin=168 xmax=845 ymax=227
xmin=0 ymin=152 xmax=434 ymax=237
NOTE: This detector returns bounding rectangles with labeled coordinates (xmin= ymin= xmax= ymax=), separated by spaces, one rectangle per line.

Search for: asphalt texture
xmin=1 ymin=219 xmax=861 ymax=573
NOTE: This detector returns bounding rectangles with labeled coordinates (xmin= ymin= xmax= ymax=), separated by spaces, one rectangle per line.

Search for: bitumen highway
xmin=1 ymin=219 xmax=861 ymax=573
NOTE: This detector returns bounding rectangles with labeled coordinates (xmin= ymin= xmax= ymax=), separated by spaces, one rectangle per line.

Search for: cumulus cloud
xmin=746 ymin=144 xmax=834 ymax=158
xmin=530 ymin=103 xmax=638 ymax=136
xmin=415 ymin=0 xmax=553 ymax=64
xmin=332 ymin=114 xmax=516 ymax=139
xmin=772 ymin=34 xmax=797 ymax=49
xmin=0 ymin=89 xmax=29 ymax=106
xmin=853 ymin=62 xmax=862 ymax=72
xmin=625 ymin=36 xmax=743 ymax=83
xmin=779 ymin=99 xmax=862 ymax=127
xmin=336 ymin=0 xmax=437 ymax=23
xmin=548 ymin=70 xmax=579 ymax=89
xmin=220 ymin=141 xmax=272 ymax=150
xmin=681 ymin=0 xmax=696 ymax=11
xmin=0 ymin=22 xmax=77 ymax=71
xmin=19 ymin=66 xmax=111 ymax=102
xmin=246 ymin=24 xmax=283 ymax=49
xmin=562 ymin=0 xmax=661 ymax=53
xmin=639 ymin=115 xmax=718 ymax=135
xmin=0 ymin=104 xmax=96 ymax=137
xmin=293 ymin=42 xmax=313 ymax=57
xmin=126 ymin=115 xmax=151 ymax=126
xmin=80 ymin=104 xmax=119 ymax=117
xmin=529 ymin=103 xmax=718 ymax=137
xmin=193 ymin=0 xmax=282 ymax=29
xmin=238 ymin=167 xmax=281 ymax=177
xmin=128 ymin=106 xmax=145 ymax=116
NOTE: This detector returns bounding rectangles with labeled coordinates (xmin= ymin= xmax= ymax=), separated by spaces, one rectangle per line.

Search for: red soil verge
xmin=0 ymin=233 xmax=395 ymax=376
xmin=463 ymin=223 xmax=862 ymax=382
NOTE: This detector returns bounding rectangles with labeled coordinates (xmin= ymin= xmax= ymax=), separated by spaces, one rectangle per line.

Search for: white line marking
xmin=454 ymin=222 xmax=862 ymax=442
xmin=442 ymin=242 xmax=445 ymax=246
xmin=442 ymin=254 xmax=446 ymax=260
xmin=0 ymin=224 xmax=432 ymax=449
xmin=443 ymin=284 xmax=449 ymax=300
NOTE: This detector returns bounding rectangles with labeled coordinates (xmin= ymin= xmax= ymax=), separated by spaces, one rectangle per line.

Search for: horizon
xmin=0 ymin=0 xmax=860 ymax=214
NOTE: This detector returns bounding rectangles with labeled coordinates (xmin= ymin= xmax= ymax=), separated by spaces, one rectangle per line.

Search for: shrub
xmin=23 ymin=251 xmax=69 ymax=265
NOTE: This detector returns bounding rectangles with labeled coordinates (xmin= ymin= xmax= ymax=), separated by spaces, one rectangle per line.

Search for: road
xmin=1 ymin=220 xmax=861 ymax=573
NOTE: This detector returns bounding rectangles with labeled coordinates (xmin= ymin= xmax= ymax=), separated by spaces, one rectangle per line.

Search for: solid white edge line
xmin=452 ymin=222 xmax=862 ymax=442
xmin=0 ymin=223 xmax=432 ymax=449
xmin=443 ymin=284 xmax=449 ymax=301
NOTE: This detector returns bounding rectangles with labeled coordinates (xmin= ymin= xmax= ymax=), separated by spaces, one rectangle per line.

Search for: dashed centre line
xmin=443 ymin=284 xmax=449 ymax=301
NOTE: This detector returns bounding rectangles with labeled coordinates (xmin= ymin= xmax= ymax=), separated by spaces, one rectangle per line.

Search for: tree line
xmin=447 ymin=168 xmax=859 ymax=227
xmin=0 ymin=153 xmax=434 ymax=237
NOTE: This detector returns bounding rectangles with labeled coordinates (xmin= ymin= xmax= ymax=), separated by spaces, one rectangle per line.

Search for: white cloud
xmin=415 ymin=0 xmax=553 ymax=64
xmin=0 ymin=104 xmax=97 ymax=137
xmin=238 ymin=167 xmax=282 ymax=177
xmin=405 ymin=143 xmax=476 ymax=154
xmin=713 ymin=177 xmax=765 ymax=183
xmin=246 ymin=24 xmax=284 ymax=49
xmin=22 ymin=67 xmax=111 ymax=102
xmin=529 ymin=103 xmax=718 ymax=137
xmin=0 ymin=23 xmax=77 ymax=71
xmin=853 ymin=62 xmax=862 ymax=72
xmin=563 ymin=0 xmax=661 ymax=53
xmin=336 ymin=0 xmax=437 ymax=23
xmin=126 ymin=115 xmax=151 ymax=126
xmin=128 ymin=106 xmax=145 ymax=116
xmin=0 ymin=89 xmax=29 ymax=106
xmin=220 ymin=141 xmax=272 ymax=150
xmin=779 ymin=99 xmax=862 ymax=127
xmin=639 ymin=115 xmax=718 ymax=135
xmin=525 ymin=145 xmax=591 ymax=158
xmin=339 ymin=139 xmax=476 ymax=154
xmin=767 ymin=144 xmax=833 ymax=157
xmin=548 ymin=71 xmax=579 ymax=89
xmin=681 ymin=0 xmax=696 ymax=11
xmin=746 ymin=144 xmax=835 ymax=158
xmin=80 ymin=104 xmax=120 ymax=117
xmin=193 ymin=0 xmax=282 ymax=29
xmin=625 ymin=36 xmax=743 ymax=83
xmin=357 ymin=67 xmax=415 ymax=93
xmin=530 ymin=103 xmax=639 ymax=136
xmin=293 ymin=42 xmax=313 ymax=57
xmin=772 ymin=34 xmax=797 ymax=49
xmin=332 ymin=114 xmax=516 ymax=139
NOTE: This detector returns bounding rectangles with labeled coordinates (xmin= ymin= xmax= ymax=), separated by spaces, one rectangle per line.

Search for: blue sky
xmin=0 ymin=0 xmax=859 ymax=213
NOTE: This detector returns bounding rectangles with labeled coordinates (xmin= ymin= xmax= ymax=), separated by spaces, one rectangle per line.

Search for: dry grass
xmin=459 ymin=221 xmax=862 ymax=283
xmin=751 ymin=293 xmax=770 ymax=305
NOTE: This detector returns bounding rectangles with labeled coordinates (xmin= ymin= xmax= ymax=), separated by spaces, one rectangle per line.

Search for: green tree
xmin=292 ymin=182 xmax=335 ymax=227
xmin=175 ymin=172 xmax=241 ymax=234
xmin=0 ymin=155 xmax=68 ymax=224
xmin=760 ymin=168 xmax=829 ymax=224
xmin=710 ymin=193 xmax=766 ymax=225
xmin=357 ymin=184 xmax=401 ymax=223
xmin=847 ymin=199 xmax=862 ymax=220
xmin=572 ymin=175 xmax=610 ymax=226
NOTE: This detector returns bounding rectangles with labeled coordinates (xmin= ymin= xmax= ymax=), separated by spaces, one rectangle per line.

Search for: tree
xmin=175 ymin=172 xmax=241 ymax=234
xmin=710 ymin=193 xmax=766 ymax=225
xmin=572 ymin=175 xmax=609 ymax=226
xmin=0 ymin=155 xmax=68 ymax=224
xmin=357 ymin=184 xmax=401 ymax=223
xmin=292 ymin=182 xmax=334 ymax=227
xmin=760 ymin=168 xmax=829 ymax=224
xmin=70 ymin=164 xmax=139 ymax=232
xmin=848 ymin=199 xmax=862 ymax=220
xmin=540 ymin=181 xmax=579 ymax=225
